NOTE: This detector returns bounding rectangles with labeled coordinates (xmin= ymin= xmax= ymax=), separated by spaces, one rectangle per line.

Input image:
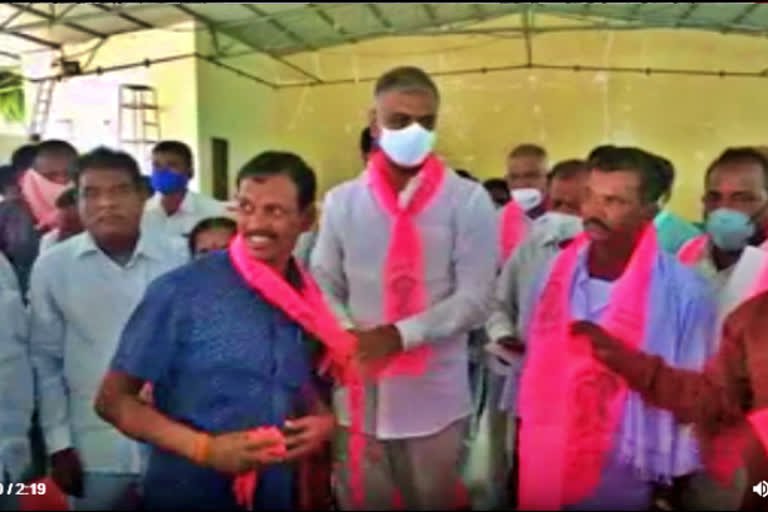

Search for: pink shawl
xmin=518 ymin=225 xmax=658 ymax=509
xmin=499 ymin=199 xmax=529 ymax=264
xmin=18 ymin=170 xmax=68 ymax=230
xmin=678 ymin=234 xmax=709 ymax=265
xmin=229 ymin=236 xmax=366 ymax=507
xmin=366 ymin=149 xmax=444 ymax=375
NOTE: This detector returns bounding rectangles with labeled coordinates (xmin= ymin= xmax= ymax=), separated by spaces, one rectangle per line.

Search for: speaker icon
xmin=753 ymin=481 xmax=768 ymax=498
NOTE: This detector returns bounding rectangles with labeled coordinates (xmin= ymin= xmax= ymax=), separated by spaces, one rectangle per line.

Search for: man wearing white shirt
xmin=0 ymin=251 xmax=33 ymax=511
xmin=683 ymin=148 xmax=768 ymax=290
xmin=141 ymin=141 xmax=229 ymax=241
xmin=311 ymin=66 xmax=498 ymax=510
xmin=27 ymin=148 xmax=188 ymax=510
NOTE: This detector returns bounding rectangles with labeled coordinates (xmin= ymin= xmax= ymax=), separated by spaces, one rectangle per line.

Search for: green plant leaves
xmin=0 ymin=71 xmax=25 ymax=123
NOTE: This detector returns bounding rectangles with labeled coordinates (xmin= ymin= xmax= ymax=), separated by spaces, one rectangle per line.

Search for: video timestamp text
xmin=0 ymin=483 xmax=46 ymax=495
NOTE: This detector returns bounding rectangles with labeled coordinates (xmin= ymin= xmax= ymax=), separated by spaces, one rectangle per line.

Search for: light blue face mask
xmin=705 ymin=208 xmax=756 ymax=251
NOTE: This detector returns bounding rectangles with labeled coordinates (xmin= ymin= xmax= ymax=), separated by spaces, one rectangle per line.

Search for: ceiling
xmin=1 ymin=3 xmax=767 ymax=56
xmin=1 ymin=3 xmax=767 ymax=83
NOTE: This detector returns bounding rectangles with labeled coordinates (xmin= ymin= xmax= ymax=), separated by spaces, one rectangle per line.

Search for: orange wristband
xmin=192 ymin=432 xmax=211 ymax=466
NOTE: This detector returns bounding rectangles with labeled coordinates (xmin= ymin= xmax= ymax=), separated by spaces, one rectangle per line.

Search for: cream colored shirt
xmin=142 ymin=191 xmax=230 ymax=241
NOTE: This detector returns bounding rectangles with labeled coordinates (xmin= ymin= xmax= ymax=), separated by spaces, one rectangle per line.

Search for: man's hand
xmin=282 ymin=414 xmax=336 ymax=463
xmin=353 ymin=325 xmax=404 ymax=365
xmin=205 ymin=430 xmax=285 ymax=475
xmin=497 ymin=336 xmax=526 ymax=354
xmin=50 ymin=448 xmax=84 ymax=498
xmin=570 ymin=320 xmax=625 ymax=366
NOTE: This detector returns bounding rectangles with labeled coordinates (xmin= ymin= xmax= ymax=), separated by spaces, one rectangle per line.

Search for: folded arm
xmin=396 ymin=185 xmax=499 ymax=350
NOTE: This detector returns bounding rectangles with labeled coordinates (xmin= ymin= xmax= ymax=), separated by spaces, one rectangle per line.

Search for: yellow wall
xmin=194 ymin=32 xmax=278 ymax=196
xmin=254 ymin=17 xmax=768 ymax=220
xmin=0 ymin=134 xmax=27 ymax=162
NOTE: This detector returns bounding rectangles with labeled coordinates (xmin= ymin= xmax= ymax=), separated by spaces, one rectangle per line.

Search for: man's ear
xmin=300 ymin=203 xmax=317 ymax=232
xmin=369 ymin=106 xmax=380 ymax=139
xmin=642 ymin=201 xmax=659 ymax=222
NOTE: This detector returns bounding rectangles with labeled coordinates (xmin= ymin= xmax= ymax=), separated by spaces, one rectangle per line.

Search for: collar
xmin=149 ymin=190 xmax=196 ymax=217
xmin=571 ymin=238 xmax=661 ymax=287
xmin=701 ymin=240 xmax=768 ymax=276
xmin=75 ymin=230 xmax=167 ymax=263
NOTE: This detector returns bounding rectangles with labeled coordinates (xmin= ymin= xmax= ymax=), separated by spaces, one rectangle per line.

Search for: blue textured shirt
xmin=111 ymin=252 xmax=320 ymax=510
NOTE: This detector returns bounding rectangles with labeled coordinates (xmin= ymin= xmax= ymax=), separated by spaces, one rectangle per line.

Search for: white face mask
xmin=541 ymin=211 xmax=584 ymax=238
xmin=378 ymin=122 xmax=436 ymax=168
xmin=511 ymin=187 xmax=543 ymax=212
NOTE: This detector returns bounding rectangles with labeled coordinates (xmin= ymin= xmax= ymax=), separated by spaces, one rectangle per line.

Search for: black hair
xmin=586 ymin=144 xmax=616 ymax=166
xmin=483 ymin=178 xmax=508 ymax=192
xmin=71 ymin=147 xmax=143 ymax=188
xmin=652 ymin=154 xmax=676 ymax=202
xmin=375 ymin=66 xmax=440 ymax=102
xmin=35 ymin=140 xmax=77 ymax=162
xmin=152 ymin=140 xmax=193 ymax=171
xmin=360 ymin=127 xmax=373 ymax=156
xmin=705 ymin=147 xmax=768 ymax=192
xmin=55 ymin=187 xmax=77 ymax=209
xmin=548 ymin=159 xmax=590 ymax=182
xmin=236 ymin=151 xmax=316 ymax=211
xmin=11 ymin=144 xmax=38 ymax=172
xmin=139 ymin=175 xmax=154 ymax=198
xmin=188 ymin=216 xmax=237 ymax=255
xmin=456 ymin=169 xmax=479 ymax=182
xmin=0 ymin=164 xmax=20 ymax=191
xmin=590 ymin=146 xmax=669 ymax=204
xmin=509 ymin=143 xmax=547 ymax=160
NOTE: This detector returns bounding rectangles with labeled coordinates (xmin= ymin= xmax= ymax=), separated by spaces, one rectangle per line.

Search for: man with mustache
xmin=516 ymin=146 xmax=717 ymax=510
xmin=27 ymin=148 xmax=188 ymax=509
xmin=96 ymin=151 xmax=340 ymax=510
xmin=581 ymin=147 xmax=768 ymax=510
xmin=311 ymin=66 xmax=498 ymax=509
xmin=588 ymin=145 xmax=701 ymax=255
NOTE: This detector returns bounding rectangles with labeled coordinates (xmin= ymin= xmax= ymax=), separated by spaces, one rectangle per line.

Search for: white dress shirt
xmin=0 ymin=252 xmax=33 ymax=481
xmin=141 ymin=190 xmax=230 ymax=241
xmin=311 ymin=166 xmax=498 ymax=439
xmin=27 ymin=230 xmax=188 ymax=474
xmin=39 ymin=229 xmax=59 ymax=254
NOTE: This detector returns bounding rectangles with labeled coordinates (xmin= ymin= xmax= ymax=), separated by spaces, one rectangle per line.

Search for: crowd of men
xmin=1 ymin=65 xmax=768 ymax=511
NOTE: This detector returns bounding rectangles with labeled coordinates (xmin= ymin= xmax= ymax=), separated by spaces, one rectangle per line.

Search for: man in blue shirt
xmin=96 ymin=151 xmax=335 ymax=510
